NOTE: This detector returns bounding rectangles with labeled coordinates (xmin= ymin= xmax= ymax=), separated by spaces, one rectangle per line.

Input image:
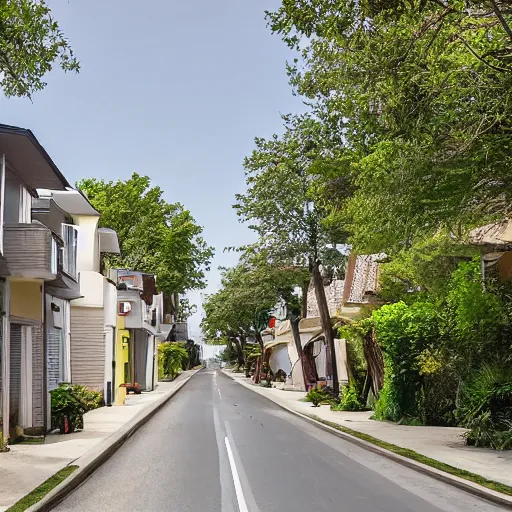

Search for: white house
xmin=48 ymin=191 xmax=120 ymax=405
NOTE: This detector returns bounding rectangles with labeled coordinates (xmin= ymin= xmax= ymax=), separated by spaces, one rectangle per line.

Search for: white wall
xmin=74 ymin=216 xmax=100 ymax=273
xmin=269 ymin=345 xmax=292 ymax=376
xmin=73 ymin=271 xmax=104 ymax=308
xmin=103 ymin=280 xmax=117 ymax=327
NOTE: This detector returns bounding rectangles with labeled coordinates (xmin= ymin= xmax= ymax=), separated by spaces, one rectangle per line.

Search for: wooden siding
xmin=4 ymin=224 xmax=53 ymax=279
xmin=70 ymin=307 xmax=105 ymax=391
xmin=9 ymin=324 xmax=21 ymax=426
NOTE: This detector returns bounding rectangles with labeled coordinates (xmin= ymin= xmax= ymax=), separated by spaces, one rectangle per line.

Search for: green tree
xmin=234 ymin=115 xmax=347 ymax=392
xmin=0 ymin=0 xmax=79 ymax=97
xmin=267 ymin=0 xmax=512 ymax=254
xmin=78 ymin=173 xmax=214 ymax=295
xmin=201 ymin=248 xmax=307 ymax=371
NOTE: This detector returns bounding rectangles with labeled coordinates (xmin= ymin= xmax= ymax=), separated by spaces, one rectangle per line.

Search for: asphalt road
xmin=53 ymin=370 xmax=507 ymax=512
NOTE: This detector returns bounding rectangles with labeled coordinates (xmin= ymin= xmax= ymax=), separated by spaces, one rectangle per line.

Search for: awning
xmin=0 ymin=124 xmax=70 ymax=190
xmin=43 ymin=189 xmax=99 ymax=216
xmin=46 ymin=272 xmax=82 ymax=300
xmin=469 ymin=219 xmax=512 ymax=249
xmin=99 ymin=228 xmax=120 ymax=254
xmin=264 ymin=339 xmax=290 ymax=351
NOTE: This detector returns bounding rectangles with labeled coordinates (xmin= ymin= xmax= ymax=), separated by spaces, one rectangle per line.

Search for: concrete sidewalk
xmin=0 ymin=370 xmax=199 ymax=511
xmin=223 ymin=370 xmax=512 ymax=488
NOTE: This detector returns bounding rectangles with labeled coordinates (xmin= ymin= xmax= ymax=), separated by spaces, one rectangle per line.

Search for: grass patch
xmin=6 ymin=465 xmax=78 ymax=512
xmin=306 ymin=414 xmax=512 ymax=497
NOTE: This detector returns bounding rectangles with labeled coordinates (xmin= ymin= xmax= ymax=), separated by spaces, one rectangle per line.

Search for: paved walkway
xmin=0 ymin=371 xmax=196 ymax=511
xmin=224 ymin=371 xmax=512 ymax=487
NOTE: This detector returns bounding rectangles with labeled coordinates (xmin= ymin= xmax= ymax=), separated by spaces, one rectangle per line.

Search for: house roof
xmin=42 ymin=189 xmax=100 ymax=216
xmin=343 ymin=253 xmax=385 ymax=305
xmin=0 ymin=124 xmax=70 ymax=191
xmin=468 ymin=219 xmax=512 ymax=248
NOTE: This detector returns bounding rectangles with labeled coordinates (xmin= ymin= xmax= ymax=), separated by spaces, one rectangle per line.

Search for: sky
xmin=0 ymin=0 xmax=304 ymax=339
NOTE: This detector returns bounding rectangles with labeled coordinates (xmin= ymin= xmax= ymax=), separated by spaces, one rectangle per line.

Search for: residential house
xmin=110 ymin=270 xmax=170 ymax=397
xmin=0 ymin=124 xmax=72 ymax=441
xmin=31 ymin=190 xmax=83 ymax=430
xmin=260 ymin=276 xmax=348 ymax=392
xmin=469 ymin=219 xmax=512 ymax=280
xmin=45 ymin=190 xmax=120 ymax=408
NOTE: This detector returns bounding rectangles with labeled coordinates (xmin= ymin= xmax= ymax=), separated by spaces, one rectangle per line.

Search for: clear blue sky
xmin=0 ymin=0 xmax=304 ymax=339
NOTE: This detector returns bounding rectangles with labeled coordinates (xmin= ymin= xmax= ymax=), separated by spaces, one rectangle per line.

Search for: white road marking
xmin=224 ymin=436 xmax=249 ymax=512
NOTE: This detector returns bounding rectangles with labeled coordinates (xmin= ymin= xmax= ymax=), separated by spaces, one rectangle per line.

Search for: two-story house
xmin=0 ymin=124 xmax=73 ymax=441
xmin=110 ymin=270 xmax=170 ymax=397
xmin=47 ymin=190 xmax=120 ymax=407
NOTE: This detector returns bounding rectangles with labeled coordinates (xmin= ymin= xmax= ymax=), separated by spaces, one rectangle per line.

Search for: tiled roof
xmin=346 ymin=254 xmax=384 ymax=304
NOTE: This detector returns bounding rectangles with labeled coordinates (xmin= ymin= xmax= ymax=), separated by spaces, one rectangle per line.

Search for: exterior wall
xmin=70 ymin=307 xmax=105 ymax=392
xmin=73 ymin=271 xmax=104 ymax=308
xmin=269 ymin=345 xmax=292 ymax=375
xmin=74 ymin=216 xmax=100 ymax=273
xmin=498 ymin=252 xmax=512 ymax=281
xmin=115 ymin=315 xmax=130 ymax=404
xmin=10 ymin=281 xmax=43 ymax=322
xmin=103 ymin=280 xmax=117 ymax=327
xmin=118 ymin=289 xmax=144 ymax=330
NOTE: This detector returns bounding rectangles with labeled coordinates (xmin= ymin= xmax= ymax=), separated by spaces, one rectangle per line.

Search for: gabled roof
xmin=343 ymin=253 xmax=385 ymax=305
xmin=469 ymin=219 xmax=512 ymax=248
xmin=0 ymin=124 xmax=70 ymax=191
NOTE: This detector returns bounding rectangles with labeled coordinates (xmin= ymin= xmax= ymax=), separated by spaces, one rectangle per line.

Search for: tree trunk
xmin=311 ymin=259 xmax=339 ymax=395
xmin=253 ymin=332 xmax=264 ymax=383
xmin=301 ymin=280 xmax=309 ymax=318
xmin=230 ymin=335 xmax=245 ymax=370
xmin=290 ymin=314 xmax=307 ymax=390
xmin=362 ymin=326 xmax=384 ymax=396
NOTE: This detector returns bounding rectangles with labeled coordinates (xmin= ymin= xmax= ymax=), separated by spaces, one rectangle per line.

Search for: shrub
xmin=306 ymin=387 xmax=332 ymax=407
xmin=457 ymin=363 xmax=512 ymax=450
xmin=50 ymin=383 xmax=102 ymax=432
xmin=158 ymin=342 xmax=189 ymax=380
xmin=332 ymin=383 xmax=365 ymax=411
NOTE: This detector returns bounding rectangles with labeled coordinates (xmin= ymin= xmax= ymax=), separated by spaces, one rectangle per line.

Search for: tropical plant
xmin=457 ymin=363 xmax=512 ymax=450
xmin=305 ymin=387 xmax=332 ymax=407
xmin=332 ymin=383 xmax=365 ymax=412
xmin=50 ymin=383 xmax=102 ymax=432
xmin=158 ymin=342 xmax=189 ymax=380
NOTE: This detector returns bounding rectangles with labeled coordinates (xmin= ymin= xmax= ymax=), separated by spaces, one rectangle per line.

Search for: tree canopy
xmin=78 ymin=173 xmax=214 ymax=295
xmin=266 ymin=0 xmax=512 ymax=254
xmin=0 ymin=0 xmax=79 ymax=97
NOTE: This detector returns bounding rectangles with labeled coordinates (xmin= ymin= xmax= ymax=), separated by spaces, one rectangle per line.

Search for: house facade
xmin=110 ymin=270 xmax=171 ymax=396
xmin=0 ymin=124 xmax=73 ymax=441
xmin=46 ymin=191 xmax=120 ymax=407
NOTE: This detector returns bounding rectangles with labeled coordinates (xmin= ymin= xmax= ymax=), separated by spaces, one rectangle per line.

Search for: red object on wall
xmin=268 ymin=317 xmax=276 ymax=328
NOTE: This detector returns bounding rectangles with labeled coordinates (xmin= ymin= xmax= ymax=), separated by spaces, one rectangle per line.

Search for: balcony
xmin=3 ymin=223 xmax=58 ymax=280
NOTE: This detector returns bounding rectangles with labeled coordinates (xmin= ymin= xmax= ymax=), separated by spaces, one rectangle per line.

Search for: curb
xmin=221 ymin=370 xmax=512 ymax=510
xmin=26 ymin=369 xmax=202 ymax=512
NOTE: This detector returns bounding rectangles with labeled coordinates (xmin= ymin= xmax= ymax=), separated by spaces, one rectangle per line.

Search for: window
xmin=62 ymin=224 xmax=78 ymax=279
xmin=50 ymin=236 xmax=59 ymax=275
xmin=119 ymin=302 xmax=132 ymax=315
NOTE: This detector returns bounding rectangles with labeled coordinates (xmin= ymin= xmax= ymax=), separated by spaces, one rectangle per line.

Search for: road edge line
xmin=25 ymin=369 xmax=202 ymax=512
xmin=221 ymin=370 xmax=512 ymax=510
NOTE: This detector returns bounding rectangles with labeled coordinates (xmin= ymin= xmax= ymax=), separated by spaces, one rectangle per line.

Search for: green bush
xmin=306 ymin=388 xmax=325 ymax=407
xmin=50 ymin=383 xmax=102 ymax=432
xmin=457 ymin=363 xmax=512 ymax=450
xmin=158 ymin=342 xmax=189 ymax=380
xmin=332 ymin=383 xmax=365 ymax=411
